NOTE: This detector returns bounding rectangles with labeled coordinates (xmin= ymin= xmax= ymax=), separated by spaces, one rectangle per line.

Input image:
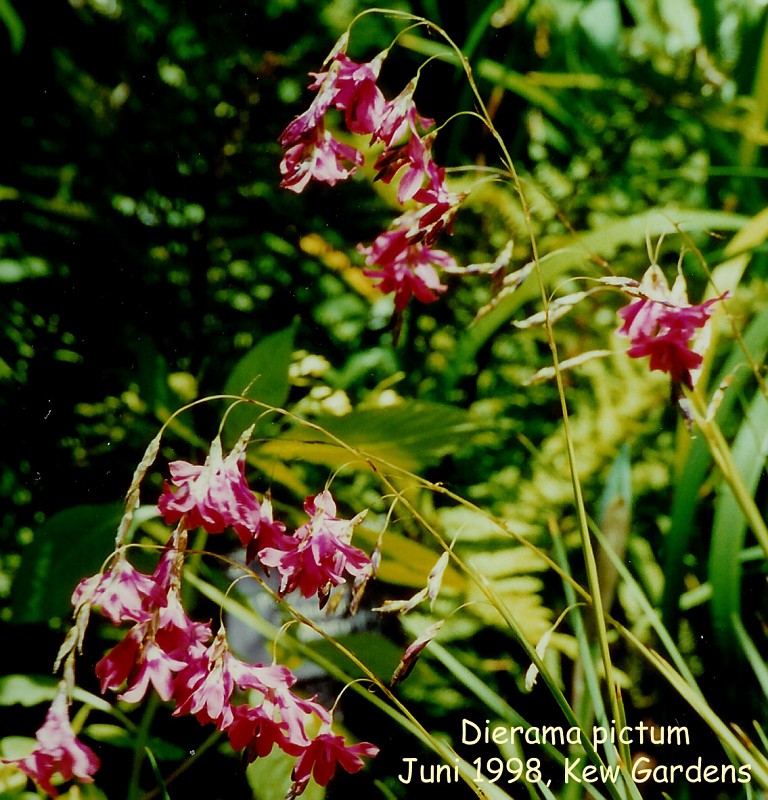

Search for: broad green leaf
xmin=0 ymin=675 xmax=112 ymax=714
xmin=307 ymin=631 xmax=404 ymax=683
xmin=0 ymin=675 xmax=58 ymax=707
xmin=223 ymin=322 xmax=297 ymax=444
xmin=245 ymin=721 xmax=325 ymax=800
xmin=257 ymin=401 xmax=480 ymax=472
xmin=11 ymin=504 xmax=122 ymax=624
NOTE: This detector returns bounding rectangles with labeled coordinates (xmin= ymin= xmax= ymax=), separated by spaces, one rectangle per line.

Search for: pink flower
xmin=309 ymin=52 xmax=388 ymax=136
xmin=158 ymin=434 xmax=264 ymax=544
xmin=289 ymin=731 xmax=379 ymax=796
xmin=408 ymin=162 xmax=466 ymax=244
xmin=95 ymin=623 xmax=146 ymax=694
xmin=5 ymin=691 xmax=100 ymax=797
xmin=245 ymin=496 xmax=291 ymax=564
xmin=173 ymin=632 xmax=236 ymax=729
xmin=258 ymin=491 xmax=372 ymax=603
xmin=374 ymin=133 xmax=435 ymax=204
xmin=72 ymin=557 xmax=167 ymax=625
xmin=360 ymin=227 xmax=452 ymax=311
xmin=227 ymin=703 xmax=307 ymax=762
xmin=119 ymin=641 xmax=189 ymax=704
xmin=372 ymin=79 xmax=434 ymax=147
xmin=617 ymin=265 xmax=727 ymax=387
xmin=279 ymin=125 xmax=364 ymax=194
xmin=95 ymin=586 xmax=212 ymax=706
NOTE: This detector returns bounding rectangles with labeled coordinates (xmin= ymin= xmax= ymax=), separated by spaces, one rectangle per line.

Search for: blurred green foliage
xmin=3 ymin=0 xmax=768 ymax=798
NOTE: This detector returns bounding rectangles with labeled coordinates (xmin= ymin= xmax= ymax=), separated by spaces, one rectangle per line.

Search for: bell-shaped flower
xmin=617 ymin=264 xmax=727 ymax=388
xmin=309 ymin=51 xmax=388 ymax=136
xmin=289 ymin=730 xmax=379 ymax=797
xmin=71 ymin=556 xmax=167 ymax=625
xmin=372 ymin=79 xmax=434 ymax=147
xmin=4 ymin=690 xmax=100 ymax=797
xmin=360 ymin=227 xmax=452 ymax=311
xmin=258 ymin=491 xmax=372 ymax=603
xmin=279 ymin=125 xmax=364 ymax=194
xmin=158 ymin=433 xmax=261 ymax=540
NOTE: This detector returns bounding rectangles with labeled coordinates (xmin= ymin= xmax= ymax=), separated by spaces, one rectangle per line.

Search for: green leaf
xmin=258 ymin=401 xmax=480 ymax=472
xmin=0 ymin=257 xmax=48 ymax=283
xmin=10 ymin=504 xmax=123 ymax=624
xmin=223 ymin=322 xmax=297 ymax=444
xmin=307 ymin=631 xmax=404 ymax=683
xmin=0 ymin=675 xmax=113 ymax=714
xmin=245 ymin=728 xmax=325 ymax=800
xmin=662 ymin=308 xmax=768 ymax=633
xmin=0 ymin=675 xmax=58 ymax=707
xmin=708 ymin=388 xmax=768 ymax=646
xmin=83 ymin=725 xmax=186 ymax=761
xmin=0 ymin=0 xmax=24 ymax=54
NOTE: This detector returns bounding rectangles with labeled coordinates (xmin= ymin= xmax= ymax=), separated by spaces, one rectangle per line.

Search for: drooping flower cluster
xmin=11 ymin=433 xmax=377 ymax=798
xmin=158 ymin=436 xmax=374 ymax=600
xmin=617 ymin=264 xmax=728 ymax=388
xmin=279 ymin=35 xmax=466 ymax=313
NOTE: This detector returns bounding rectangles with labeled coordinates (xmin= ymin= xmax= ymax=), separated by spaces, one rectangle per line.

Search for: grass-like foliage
xmin=2 ymin=3 xmax=768 ymax=800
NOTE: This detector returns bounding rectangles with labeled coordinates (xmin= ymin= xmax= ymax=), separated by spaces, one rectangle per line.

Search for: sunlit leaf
xmin=257 ymin=401 xmax=480 ymax=472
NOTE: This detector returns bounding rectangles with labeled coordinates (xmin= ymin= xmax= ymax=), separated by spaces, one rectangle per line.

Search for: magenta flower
xmin=289 ymin=731 xmax=379 ymax=796
xmin=408 ymin=162 xmax=466 ymax=244
xmin=227 ymin=703 xmax=307 ymax=762
xmin=280 ymin=125 xmax=364 ymax=194
xmin=158 ymin=435 xmax=262 ymax=541
xmin=308 ymin=51 xmax=388 ymax=136
xmin=72 ymin=556 xmax=167 ymax=625
xmin=258 ymin=490 xmax=372 ymax=603
xmin=360 ymin=227 xmax=452 ymax=311
xmin=617 ymin=265 xmax=727 ymax=388
xmin=96 ymin=587 xmax=211 ymax=706
xmin=119 ymin=640 xmax=189 ymax=704
xmin=374 ymin=133 xmax=435 ymax=204
xmin=5 ymin=691 xmax=100 ymax=797
xmin=173 ymin=631 xmax=237 ymax=729
xmin=372 ymin=79 xmax=434 ymax=147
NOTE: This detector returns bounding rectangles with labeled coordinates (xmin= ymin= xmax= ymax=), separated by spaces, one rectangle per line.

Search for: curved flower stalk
xmin=278 ymin=30 xmax=470 ymax=320
xmin=13 ymin=422 xmax=378 ymax=798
